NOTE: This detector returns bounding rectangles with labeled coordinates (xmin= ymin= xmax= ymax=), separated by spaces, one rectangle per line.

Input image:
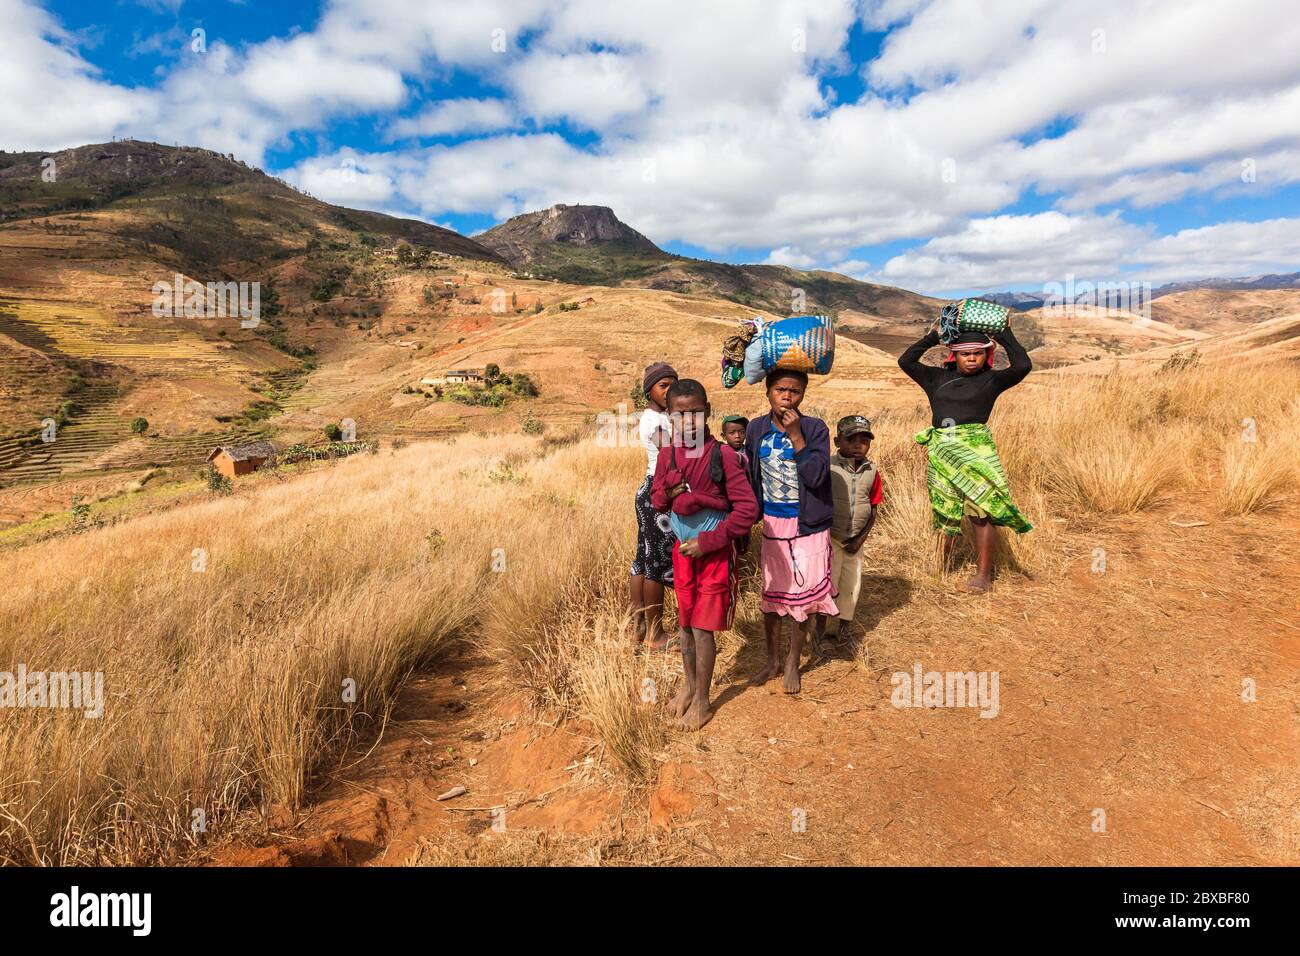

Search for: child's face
xmin=722 ymin=423 xmax=746 ymax=449
xmin=836 ymin=434 xmax=871 ymax=460
xmin=647 ymin=377 xmax=676 ymax=409
xmin=668 ymin=393 xmax=709 ymax=450
xmin=767 ymin=375 xmax=805 ymax=414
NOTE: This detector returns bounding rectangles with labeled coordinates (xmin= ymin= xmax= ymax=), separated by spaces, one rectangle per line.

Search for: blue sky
xmin=7 ymin=0 xmax=1300 ymax=296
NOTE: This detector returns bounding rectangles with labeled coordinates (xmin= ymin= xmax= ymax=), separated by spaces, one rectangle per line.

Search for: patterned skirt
xmin=759 ymin=515 xmax=839 ymax=621
xmin=915 ymin=423 xmax=1032 ymax=537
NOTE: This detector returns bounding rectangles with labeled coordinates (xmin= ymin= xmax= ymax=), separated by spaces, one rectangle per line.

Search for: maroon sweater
xmin=650 ymin=432 xmax=760 ymax=556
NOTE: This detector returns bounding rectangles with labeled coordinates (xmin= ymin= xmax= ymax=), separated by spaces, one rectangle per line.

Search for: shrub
xmin=521 ymin=410 xmax=545 ymax=435
xmin=69 ymin=495 xmax=91 ymax=531
xmin=1160 ymin=348 xmax=1201 ymax=372
xmin=323 ymin=423 xmax=343 ymax=441
xmin=200 ymin=464 xmax=233 ymax=496
xmin=130 ymin=417 xmax=149 ymax=434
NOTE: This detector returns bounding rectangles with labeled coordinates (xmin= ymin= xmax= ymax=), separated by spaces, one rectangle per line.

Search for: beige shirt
xmin=829 ymin=454 xmax=879 ymax=541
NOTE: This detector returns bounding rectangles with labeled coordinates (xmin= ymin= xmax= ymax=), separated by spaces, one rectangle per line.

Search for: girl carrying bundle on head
xmin=898 ymin=316 xmax=1033 ymax=593
xmin=742 ymin=369 xmax=838 ymax=694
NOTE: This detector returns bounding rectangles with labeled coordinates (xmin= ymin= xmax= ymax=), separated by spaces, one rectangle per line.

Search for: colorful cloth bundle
xmin=721 ymin=318 xmax=760 ymax=388
xmin=759 ymin=314 xmax=835 ymax=375
xmin=727 ymin=314 xmax=836 ymax=386
xmin=938 ymin=299 xmax=1010 ymax=344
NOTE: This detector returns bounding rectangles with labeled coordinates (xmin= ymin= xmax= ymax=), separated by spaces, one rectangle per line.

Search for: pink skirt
xmin=759 ymin=515 xmax=838 ymax=621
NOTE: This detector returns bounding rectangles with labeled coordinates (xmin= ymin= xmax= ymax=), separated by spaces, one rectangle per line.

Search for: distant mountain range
xmin=1148 ymin=272 xmax=1300 ymax=298
xmin=980 ymin=271 xmax=1300 ymax=310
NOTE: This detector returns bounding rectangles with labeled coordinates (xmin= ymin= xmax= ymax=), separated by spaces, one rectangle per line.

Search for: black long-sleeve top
xmin=898 ymin=328 xmax=1032 ymax=427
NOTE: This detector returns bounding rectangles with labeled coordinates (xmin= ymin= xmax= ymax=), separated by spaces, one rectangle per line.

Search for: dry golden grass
xmin=407 ymin=824 xmax=696 ymax=866
xmin=1219 ymin=432 xmax=1299 ymax=516
xmin=1 ymin=357 xmax=1296 ymax=865
xmin=1 ymin=435 xmax=530 ymax=864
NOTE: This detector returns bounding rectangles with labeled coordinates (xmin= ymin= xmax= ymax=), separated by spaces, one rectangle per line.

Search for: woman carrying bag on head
xmin=898 ymin=311 xmax=1033 ymax=593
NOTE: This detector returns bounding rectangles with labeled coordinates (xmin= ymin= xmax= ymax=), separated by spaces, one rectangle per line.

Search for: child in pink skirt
xmin=742 ymin=369 xmax=838 ymax=694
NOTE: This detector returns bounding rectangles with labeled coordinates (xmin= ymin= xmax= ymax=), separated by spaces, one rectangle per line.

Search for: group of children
xmin=628 ymin=363 xmax=883 ymax=731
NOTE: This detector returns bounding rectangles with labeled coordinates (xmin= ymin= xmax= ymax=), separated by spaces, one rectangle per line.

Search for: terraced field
xmin=0 ymin=296 xmax=283 ymax=486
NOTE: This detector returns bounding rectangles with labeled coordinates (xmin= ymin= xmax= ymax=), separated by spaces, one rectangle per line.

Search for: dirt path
xmin=208 ymin=497 xmax=1300 ymax=866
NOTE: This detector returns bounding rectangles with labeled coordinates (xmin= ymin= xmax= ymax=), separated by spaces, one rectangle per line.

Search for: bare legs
xmin=672 ymin=627 xmax=716 ymax=731
xmin=964 ymin=517 xmax=995 ymax=593
xmin=750 ymin=612 xmax=809 ymax=694
xmin=628 ymin=574 xmax=667 ymax=648
xmin=936 ymin=518 xmax=996 ymax=593
xmin=750 ymin=612 xmax=784 ymax=686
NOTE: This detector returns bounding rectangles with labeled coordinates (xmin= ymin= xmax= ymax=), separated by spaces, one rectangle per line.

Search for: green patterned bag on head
xmin=956 ymin=298 xmax=1009 ymax=336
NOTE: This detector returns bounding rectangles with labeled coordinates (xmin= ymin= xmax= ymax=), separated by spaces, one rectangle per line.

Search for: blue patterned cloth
xmin=669 ymin=508 xmax=726 ymax=542
xmin=759 ymin=427 xmax=800 ymax=518
xmin=759 ymin=315 xmax=835 ymax=375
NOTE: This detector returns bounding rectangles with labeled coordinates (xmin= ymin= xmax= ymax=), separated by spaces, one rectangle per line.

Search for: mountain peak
xmin=475 ymin=203 xmax=663 ymax=268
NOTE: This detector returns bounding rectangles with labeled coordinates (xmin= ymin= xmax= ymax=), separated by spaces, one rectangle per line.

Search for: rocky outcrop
xmin=475 ymin=203 xmax=663 ymax=266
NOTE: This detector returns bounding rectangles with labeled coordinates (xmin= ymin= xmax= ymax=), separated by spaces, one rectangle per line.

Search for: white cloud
xmin=387 ymin=98 xmax=516 ymax=139
xmin=875 ymin=211 xmax=1151 ymax=291
xmin=507 ymin=52 xmax=649 ymax=130
xmin=3 ymin=0 xmax=1300 ymax=291
xmin=765 ymin=246 xmax=818 ymax=268
xmin=0 ymin=0 xmax=155 ymax=150
xmin=1135 ymin=217 xmax=1300 ymax=282
xmin=292 ymin=152 xmax=397 ymax=206
xmin=875 ymin=212 xmax=1300 ymax=293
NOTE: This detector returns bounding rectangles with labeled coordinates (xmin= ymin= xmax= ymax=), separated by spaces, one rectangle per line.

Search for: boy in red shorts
xmin=651 ymin=380 xmax=759 ymax=730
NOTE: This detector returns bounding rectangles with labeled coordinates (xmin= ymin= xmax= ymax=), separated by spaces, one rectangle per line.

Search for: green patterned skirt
xmin=914 ymin=423 xmax=1032 ymax=537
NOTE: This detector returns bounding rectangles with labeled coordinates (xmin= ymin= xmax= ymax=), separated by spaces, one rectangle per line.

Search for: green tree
xmin=130 ymin=417 xmax=149 ymax=434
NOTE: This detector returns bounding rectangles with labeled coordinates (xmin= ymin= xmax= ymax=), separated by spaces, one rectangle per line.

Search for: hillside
xmin=3 ymin=140 xmax=1297 ymax=524
xmin=1150 ymin=288 xmax=1300 ymax=332
xmin=0 ymin=140 xmax=520 ymax=490
xmin=476 ymin=203 xmax=664 ymax=270
xmin=0 ymin=141 xmax=502 ymax=265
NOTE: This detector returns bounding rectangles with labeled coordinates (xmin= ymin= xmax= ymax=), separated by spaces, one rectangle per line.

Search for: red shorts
xmin=672 ymin=542 xmax=736 ymax=633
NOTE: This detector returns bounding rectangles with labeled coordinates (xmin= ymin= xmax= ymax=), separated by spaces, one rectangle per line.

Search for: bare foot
xmin=645 ymin=630 xmax=670 ymax=651
xmin=669 ymin=682 xmax=692 ymax=719
xmin=750 ymin=661 xmax=782 ymax=686
xmin=676 ymin=700 xmax=713 ymax=731
xmin=962 ymin=575 xmax=991 ymax=594
xmin=783 ymin=659 xmax=802 ymax=694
